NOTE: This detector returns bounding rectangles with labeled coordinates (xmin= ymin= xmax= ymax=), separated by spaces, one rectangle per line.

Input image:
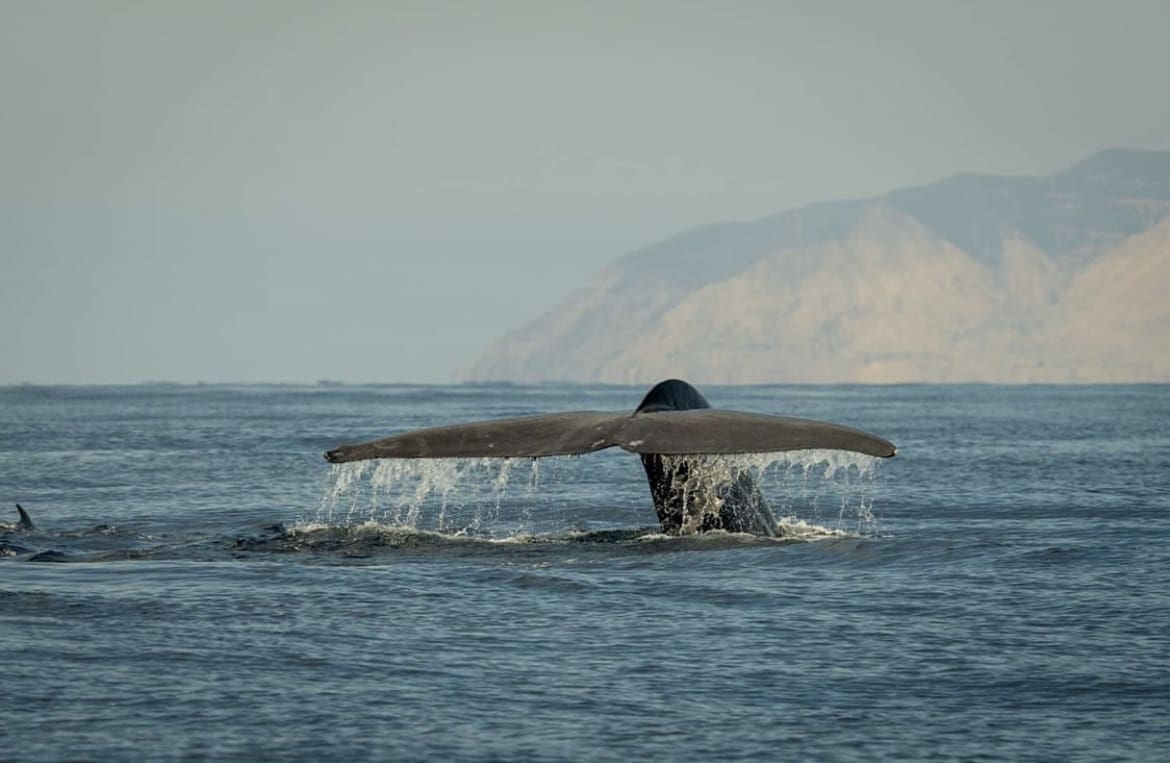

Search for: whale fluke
xmin=323 ymin=379 xmax=895 ymax=535
xmin=622 ymin=409 xmax=894 ymax=457
xmin=324 ymin=408 xmax=894 ymax=463
xmin=325 ymin=411 xmax=623 ymax=462
xmin=15 ymin=504 xmax=35 ymax=531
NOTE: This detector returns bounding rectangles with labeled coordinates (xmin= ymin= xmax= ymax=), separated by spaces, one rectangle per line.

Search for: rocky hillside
xmin=461 ymin=149 xmax=1170 ymax=383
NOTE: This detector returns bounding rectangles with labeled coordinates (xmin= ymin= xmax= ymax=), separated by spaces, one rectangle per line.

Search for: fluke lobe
xmin=324 ymin=379 xmax=896 ymax=536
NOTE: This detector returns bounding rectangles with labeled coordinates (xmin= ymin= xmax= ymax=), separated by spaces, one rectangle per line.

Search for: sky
xmin=2 ymin=0 xmax=1169 ymax=384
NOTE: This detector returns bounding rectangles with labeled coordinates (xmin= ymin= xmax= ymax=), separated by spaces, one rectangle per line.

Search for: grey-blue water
xmin=2 ymin=384 xmax=1168 ymax=761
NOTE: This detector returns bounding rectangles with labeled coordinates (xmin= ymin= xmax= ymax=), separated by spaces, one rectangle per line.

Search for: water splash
xmin=658 ymin=450 xmax=882 ymax=537
xmin=315 ymin=457 xmax=542 ymax=536
xmin=311 ymin=449 xmax=883 ymax=539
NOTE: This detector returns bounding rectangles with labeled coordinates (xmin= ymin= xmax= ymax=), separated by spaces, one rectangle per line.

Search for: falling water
xmin=658 ymin=449 xmax=883 ymax=538
xmin=311 ymin=449 xmax=883 ymax=539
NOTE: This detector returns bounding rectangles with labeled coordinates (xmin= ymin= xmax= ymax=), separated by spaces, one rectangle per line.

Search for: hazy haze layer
xmin=3 ymin=1 xmax=1169 ymax=383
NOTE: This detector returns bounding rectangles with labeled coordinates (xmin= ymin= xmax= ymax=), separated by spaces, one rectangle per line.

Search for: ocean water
xmin=1 ymin=383 xmax=1168 ymax=761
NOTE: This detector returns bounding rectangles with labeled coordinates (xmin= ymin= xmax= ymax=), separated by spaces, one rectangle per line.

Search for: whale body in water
xmin=325 ymin=379 xmax=896 ymax=536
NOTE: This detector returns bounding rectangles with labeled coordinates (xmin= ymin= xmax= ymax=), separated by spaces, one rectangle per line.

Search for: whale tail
xmin=324 ymin=379 xmax=894 ymax=462
xmin=323 ymin=378 xmax=895 ymax=535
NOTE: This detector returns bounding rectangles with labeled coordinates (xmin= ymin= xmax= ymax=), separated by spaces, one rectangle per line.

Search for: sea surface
xmin=2 ymin=383 xmax=1168 ymax=761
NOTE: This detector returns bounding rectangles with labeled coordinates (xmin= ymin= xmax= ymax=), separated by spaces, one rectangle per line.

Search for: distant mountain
xmin=461 ymin=149 xmax=1170 ymax=383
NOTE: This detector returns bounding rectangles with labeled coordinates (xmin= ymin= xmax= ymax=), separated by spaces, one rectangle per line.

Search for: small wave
xmin=508 ymin=572 xmax=593 ymax=592
xmin=276 ymin=518 xmax=857 ymax=555
xmin=0 ymin=517 xmax=874 ymax=565
xmin=284 ymin=521 xmax=662 ymax=549
xmin=774 ymin=516 xmax=859 ymax=540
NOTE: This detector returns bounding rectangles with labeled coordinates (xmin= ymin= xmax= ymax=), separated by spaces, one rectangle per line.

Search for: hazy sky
xmin=3 ymin=0 xmax=1169 ymax=383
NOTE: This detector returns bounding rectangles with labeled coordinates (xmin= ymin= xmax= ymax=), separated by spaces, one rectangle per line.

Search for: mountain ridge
xmin=462 ymin=149 xmax=1170 ymax=383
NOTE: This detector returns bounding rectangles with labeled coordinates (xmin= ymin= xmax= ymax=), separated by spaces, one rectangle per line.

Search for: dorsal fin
xmin=15 ymin=504 xmax=35 ymax=531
